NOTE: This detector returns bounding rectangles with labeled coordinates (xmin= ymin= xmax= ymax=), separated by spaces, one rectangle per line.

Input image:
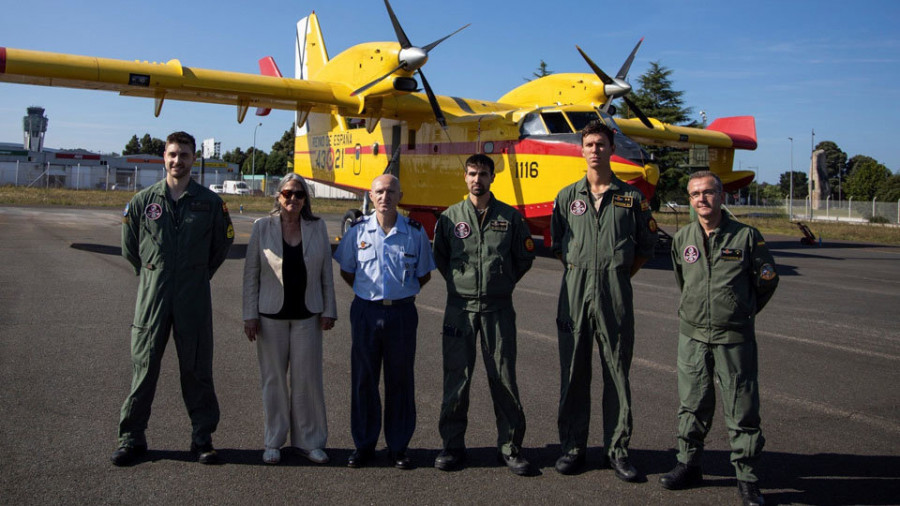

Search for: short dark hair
xmin=465 ymin=153 xmax=494 ymax=174
xmin=688 ymin=170 xmax=724 ymax=193
xmin=581 ymin=119 xmax=615 ymax=146
xmin=166 ymin=131 xmax=196 ymax=153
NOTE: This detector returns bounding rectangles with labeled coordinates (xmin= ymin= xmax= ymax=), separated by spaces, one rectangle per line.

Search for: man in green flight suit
xmin=660 ymin=171 xmax=778 ymax=506
xmin=432 ymin=154 xmax=536 ymax=476
xmin=551 ymin=119 xmax=657 ymax=481
xmin=111 ymin=131 xmax=234 ymax=466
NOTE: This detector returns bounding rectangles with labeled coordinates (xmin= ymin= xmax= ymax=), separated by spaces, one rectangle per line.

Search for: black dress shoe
xmin=497 ymin=451 xmax=532 ymax=476
xmin=347 ymin=448 xmax=374 ymax=468
xmin=435 ymin=448 xmax=466 ymax=471
xmin=110 ymin=444 xmax=147 ymax=466
xmin=737 ymin=480 xmax=765 ymax=506
xmin=659 ymin=462 xmax=703 ymax=490
xmin=390 ymin=451 xmax=413 ymax=470
xmin=190 ymin=442 xmax=220 ymax=465
xmin=555 ymin=451 xmax=586 ymax=475
xmin=609 ymin=456 xmax=639 ymax=482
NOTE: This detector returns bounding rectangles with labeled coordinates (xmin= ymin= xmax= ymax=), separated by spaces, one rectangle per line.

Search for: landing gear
xmin=341 ymin=209 xmax=363 ymax=237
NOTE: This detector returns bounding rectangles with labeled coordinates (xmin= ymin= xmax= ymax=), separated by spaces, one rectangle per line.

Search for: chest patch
xmin=720 ymin=248 xmax=744 ymax=261
xmin=190 ymin=201 xmax=211 ymax=212
xmin=489 ymin=220 xmax=509 ymax=232
xmin=359 ymin=240 xmax=371 ymax=250
xmin=145 ymin=203 xmax=163 ymax=221
xmin=570 ymin=199 xmax=587 ymax=216
xmin=454 ymin=222 xmax=471 ymax=239
xmin=683 ymin=245 xmax=700 ymax=264
xmin=613 ymin=194 xmax=634 ymax=208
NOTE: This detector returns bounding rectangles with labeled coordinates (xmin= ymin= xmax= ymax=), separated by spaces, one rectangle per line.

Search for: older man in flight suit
xmin=551 ymin=119 xmax=657 ymax=481
xmin=111 ymin=131 xmax=234 ymax=466
xmin=432 ymin=154 xmax=535 ymax=475
xmin=661 ymin=171 xmax=778 ymax=506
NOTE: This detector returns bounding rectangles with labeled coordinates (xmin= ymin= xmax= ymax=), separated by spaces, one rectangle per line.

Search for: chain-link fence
xmin=786 ymin=197 xmax=900 ymax=224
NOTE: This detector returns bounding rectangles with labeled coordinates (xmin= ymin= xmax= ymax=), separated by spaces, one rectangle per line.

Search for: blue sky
xmin=2 ymin=0 xmax=898 ymax=184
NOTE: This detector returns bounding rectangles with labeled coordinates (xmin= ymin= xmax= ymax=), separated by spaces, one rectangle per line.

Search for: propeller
xmin=576 ymin=40 xmax=654 ymax=129
xmin=351 ymin=0 xmax=469 ymax=129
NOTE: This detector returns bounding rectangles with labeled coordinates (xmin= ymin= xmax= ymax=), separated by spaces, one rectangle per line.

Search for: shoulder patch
xmin=641 ymin=200 xmax=650 ymax=212
xmin=648 ymin=217 xmax=658 ymax=233
xmin=524 ymin=237 xmax=535 ymax=252
xmin=760 ymin=263 xmax=777 ymax=281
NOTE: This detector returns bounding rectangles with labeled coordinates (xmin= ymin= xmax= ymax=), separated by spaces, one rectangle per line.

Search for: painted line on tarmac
xmin=756 ymin=329 xmax=900 ymax=362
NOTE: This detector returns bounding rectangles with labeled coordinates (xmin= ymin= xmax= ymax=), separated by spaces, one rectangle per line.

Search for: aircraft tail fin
xmin=704 ymin=116 xmax=757 ymax=191
xmin=295 ymin=12 xmax=330 ymax=137
xmin=707 ymin=116 xmax=757 ymax=151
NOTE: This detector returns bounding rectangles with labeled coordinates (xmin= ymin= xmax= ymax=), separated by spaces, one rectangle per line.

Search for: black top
xmin=261 ymin=239 xmax=314 ymax=320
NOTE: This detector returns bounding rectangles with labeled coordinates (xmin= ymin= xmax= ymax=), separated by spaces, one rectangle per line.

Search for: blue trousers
xmin=349 ymin=296 xmax=418 ymax=453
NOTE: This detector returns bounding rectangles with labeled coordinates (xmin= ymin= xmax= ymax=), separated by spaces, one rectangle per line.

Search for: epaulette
xmin=351 ymin=215 xmax=367 ymax=226
xmin=407 ymin=217 xmax=422 ymax=230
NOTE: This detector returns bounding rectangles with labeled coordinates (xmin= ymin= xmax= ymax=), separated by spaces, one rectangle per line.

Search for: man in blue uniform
xmin=334 ymin=174 xmax=435 ymax=470
xmin=111 ymin=131 xmax=234 ymax=466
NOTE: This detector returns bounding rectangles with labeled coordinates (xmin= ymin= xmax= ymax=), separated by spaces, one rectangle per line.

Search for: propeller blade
xmin=422 ymin=24 xmax=471 ymax=53
xmin=576 ymin=45 xmax=614 ymax=85
xmin=623 ymin=95 xmax=654 ymax=129
xmin=616 ymin=38 xmax=644 ymax=80
xmin=418 ymin=70 xmax=447 ymax=129
xmin=383 ymin=0 xmax=412 ymax=48
xmin=351 ymin=61 xmax=406 ymax=96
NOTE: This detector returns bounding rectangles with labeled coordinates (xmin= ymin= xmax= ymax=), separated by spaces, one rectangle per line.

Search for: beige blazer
xmin=242 ymin=214 xmax=337 ymax=321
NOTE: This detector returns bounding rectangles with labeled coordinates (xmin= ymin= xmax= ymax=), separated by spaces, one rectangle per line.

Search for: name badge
xmin=489 ymin=220 xmax=509 ymax=232
xmin=613 ymin=195 xmax=634 ymax=208
xmin=720 ymin=248 xmax=743 ymax=261
xmin=190 ymin=201 xmax=211 ymax=212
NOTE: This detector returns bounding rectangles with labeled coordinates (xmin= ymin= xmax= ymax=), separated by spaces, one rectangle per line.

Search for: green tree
xmin=265 ymin=151 xmax=288 ymax=176
xmin=617 ymin=61 xmax=696 ymax=206
xmin=874 ymin=174 xmax=900 ymax=202
xmin=761 ymin=182 xmax=784 ymax=202
xmin=779 ymin=171 xmax=809 ymax=199
xmin=814 ymin=141 xmax=847 ymax=199
xmin=222 ymin=147 xmax=248 ymax=167
xmin=271 ymin=124 xmax=295 ymax=158
xmin=525 ymin=60 xmax=553 ymax=81
xmin=242 ymin=147 xmax=268 ymax=175
xmin=844 ymin=157 xmax=890 ymax=199
xmin=123 ymin=135 xmax=141 ymax=155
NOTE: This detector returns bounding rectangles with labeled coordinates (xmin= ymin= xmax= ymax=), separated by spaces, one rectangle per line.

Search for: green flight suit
xmin=671 ymin=212 xmax=778 ymax=482
xmin=433 ymin=194 xmax=535 ymax=455
xmin=551 ymin=176 xmax=657 ymax=459
xmin=119 ymin=178 xmax=234 ymax=448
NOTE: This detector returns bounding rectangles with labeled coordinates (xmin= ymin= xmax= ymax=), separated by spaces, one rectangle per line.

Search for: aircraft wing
xmin=615 ymin=115 xmax=757 ymax=151
xmin=0 ymin=46 xmax=358 ymax=122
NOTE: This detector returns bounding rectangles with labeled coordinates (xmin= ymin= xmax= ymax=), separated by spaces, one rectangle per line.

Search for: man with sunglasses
xmin=333 ymin=174 xmax=435 ymax=470
xmin=112 ymin=131 xmax=234 ymax=466
xmin=661 ymin=171 xmax=779 ymax=506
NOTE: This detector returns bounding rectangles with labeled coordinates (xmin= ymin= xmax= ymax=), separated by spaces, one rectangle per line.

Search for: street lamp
xmin=788 ymin=137 xmax=794 ymax=219
xmin=252 ymin=122 xmax=262 ymax=186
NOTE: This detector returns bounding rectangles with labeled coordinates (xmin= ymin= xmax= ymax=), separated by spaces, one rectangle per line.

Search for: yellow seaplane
xmin=0 ymin=0 xmax=756 ymax=242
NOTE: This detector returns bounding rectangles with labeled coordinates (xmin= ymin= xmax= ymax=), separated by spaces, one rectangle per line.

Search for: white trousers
xmin=257 ymin=315 xmax=328 ymax=450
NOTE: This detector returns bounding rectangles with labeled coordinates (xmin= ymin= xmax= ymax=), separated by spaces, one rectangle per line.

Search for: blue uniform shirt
xmin=334 ymin=214 xmax=436 ymax=301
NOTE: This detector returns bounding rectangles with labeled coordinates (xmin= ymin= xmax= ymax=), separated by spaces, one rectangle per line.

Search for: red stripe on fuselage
xmin=0 ymin=47 xmax=6 ymax=74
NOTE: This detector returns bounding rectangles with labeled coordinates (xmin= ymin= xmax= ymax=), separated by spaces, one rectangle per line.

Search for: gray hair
xmin=688 ymin=170 xmax=723 ymax=193
xmin=271 ymin=173 xmax=319 ymax=221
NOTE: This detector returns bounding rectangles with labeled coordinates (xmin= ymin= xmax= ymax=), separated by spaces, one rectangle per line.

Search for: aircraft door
xmin=353 ymin=143 xmax=362 ymax=175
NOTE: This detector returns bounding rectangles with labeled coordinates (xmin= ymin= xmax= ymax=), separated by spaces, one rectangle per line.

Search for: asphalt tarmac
xmin=1 ymin=205 xmax=898 ymax=505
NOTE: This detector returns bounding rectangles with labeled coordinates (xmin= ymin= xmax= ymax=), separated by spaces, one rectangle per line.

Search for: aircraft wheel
xmin=341 ymin=210 xmax=362 ymax=236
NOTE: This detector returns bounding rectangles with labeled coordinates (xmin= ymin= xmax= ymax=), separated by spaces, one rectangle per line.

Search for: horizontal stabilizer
xmin=707 ymin=116 xmax=757 ymax=150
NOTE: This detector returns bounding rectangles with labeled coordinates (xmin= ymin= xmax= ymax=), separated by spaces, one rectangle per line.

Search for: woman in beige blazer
xmin=242 ymin=174 xmax=337 ymax=465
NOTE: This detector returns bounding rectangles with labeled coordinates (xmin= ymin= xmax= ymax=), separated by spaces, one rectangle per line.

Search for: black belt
xmin=358 ymin=295 xmax=416 ymax=306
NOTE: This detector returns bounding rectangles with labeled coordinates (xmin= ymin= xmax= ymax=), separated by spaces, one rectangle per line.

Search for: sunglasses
xmin=280 ymin=189 xmax=306 ymax=200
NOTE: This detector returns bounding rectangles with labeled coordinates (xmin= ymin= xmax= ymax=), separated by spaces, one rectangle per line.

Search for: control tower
xmin=23 ymin=106 xmax=48 ymax=152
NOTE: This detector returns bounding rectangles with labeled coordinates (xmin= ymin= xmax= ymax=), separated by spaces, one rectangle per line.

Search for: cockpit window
xmin=614 ymin=132 xmax=650 ymax=166
xmin=541 ymin=112 xmax=572 ymax=134
xmin=566 ymin=111 xmax=601 ymax=131
xmin=520 ymin=112 xmax=547 ymax=136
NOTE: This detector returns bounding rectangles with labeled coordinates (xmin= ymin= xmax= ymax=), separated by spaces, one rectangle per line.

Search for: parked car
xmin=223 ymin=180 xmax=251 ymax=195
xmin=209 ymin=184 xmax=224 ymax=194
